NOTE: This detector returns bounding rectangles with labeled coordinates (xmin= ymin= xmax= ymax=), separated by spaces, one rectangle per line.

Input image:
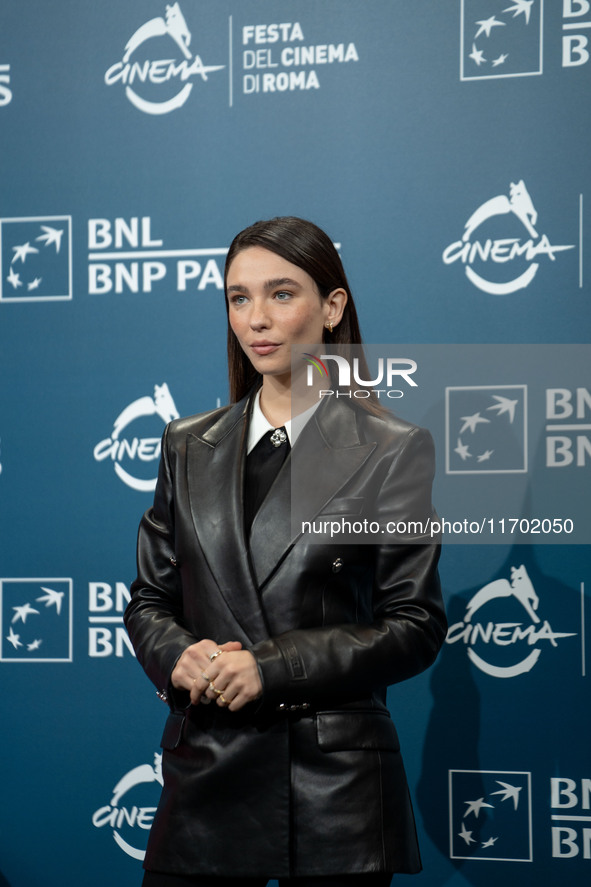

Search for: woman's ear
xmin=325 ymin=288 xmax=348 ymax=330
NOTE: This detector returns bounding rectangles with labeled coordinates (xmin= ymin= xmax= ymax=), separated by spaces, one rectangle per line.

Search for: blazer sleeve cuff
xmin=250 ymin=636 xmax=308 ymax=706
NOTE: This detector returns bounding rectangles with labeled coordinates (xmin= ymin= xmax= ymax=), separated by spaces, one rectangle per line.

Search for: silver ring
xmin=208 ymin=649 xmax=223 ymax=662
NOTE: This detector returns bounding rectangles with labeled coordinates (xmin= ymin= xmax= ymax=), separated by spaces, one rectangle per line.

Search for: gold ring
xmin=209 ymin=649 xmax=223 ymax=662
xmin=219 ymin=694 xmax=228 ymax=705
xmin=209 ymin=682 xmax=224 ymax=696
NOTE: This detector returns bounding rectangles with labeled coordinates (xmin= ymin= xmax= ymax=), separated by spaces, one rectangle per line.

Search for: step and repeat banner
xmin=0 ymin=2 xmax=589 ymax=886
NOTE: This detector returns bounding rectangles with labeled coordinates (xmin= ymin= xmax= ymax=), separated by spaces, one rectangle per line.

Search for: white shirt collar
xmin=246 ymin=389 xmax=320 ymax=454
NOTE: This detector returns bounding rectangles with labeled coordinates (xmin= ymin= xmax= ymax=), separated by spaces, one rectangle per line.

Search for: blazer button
xmin=332 ymin=558 xmax=343 ymax=573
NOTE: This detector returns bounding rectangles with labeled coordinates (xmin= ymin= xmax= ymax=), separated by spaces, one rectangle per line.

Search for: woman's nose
xmin=249 ymin=300 xmax=270 ymax=329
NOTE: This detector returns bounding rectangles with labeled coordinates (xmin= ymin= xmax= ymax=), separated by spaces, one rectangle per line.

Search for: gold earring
xmin=326 ymin=321 xmax=333 ymax=334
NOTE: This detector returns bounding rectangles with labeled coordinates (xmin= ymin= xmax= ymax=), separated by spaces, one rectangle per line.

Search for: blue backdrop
xmin=0 ymin=2 xmax=589 ymax=885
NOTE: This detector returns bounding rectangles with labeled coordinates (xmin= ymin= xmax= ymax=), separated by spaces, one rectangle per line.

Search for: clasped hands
xmin=171 ymin=639 xmax=262 ymax=712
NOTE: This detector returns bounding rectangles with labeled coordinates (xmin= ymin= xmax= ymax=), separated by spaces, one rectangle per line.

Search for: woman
xmin=125 ymin=217 xmax=446 ymax=887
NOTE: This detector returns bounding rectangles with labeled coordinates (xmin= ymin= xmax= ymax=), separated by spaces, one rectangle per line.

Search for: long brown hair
xmin=224 ymin=217 xmax=384 ymax=415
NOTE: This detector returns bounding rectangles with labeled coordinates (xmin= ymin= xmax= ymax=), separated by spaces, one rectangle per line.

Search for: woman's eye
xmin=230 ymin=294 xmax=247 ymax=305
xmin=275 ymin=291 xmax=292 ymax=301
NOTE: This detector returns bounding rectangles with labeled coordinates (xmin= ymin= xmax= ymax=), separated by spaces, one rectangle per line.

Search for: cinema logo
xmin=446 ymin=565 xmax=576 ymax=677
xmin=442 ymin=180 xmax=574 ymax=295
xmin=92 ymin=754 xmax=163 ymax=860
xmin=93 ymin=384 xmax=179 ymax=492
xmin=105 ymin=3 xmax=224 ymax=114
xmin=303 ymin=351 xmax=418 ymax=400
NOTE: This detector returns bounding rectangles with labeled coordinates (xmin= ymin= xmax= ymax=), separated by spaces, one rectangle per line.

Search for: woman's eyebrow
xmin=264 ymin=277 xmax=301 ymax=290
xmin=227 ymin=277 xmax=302 ymax=294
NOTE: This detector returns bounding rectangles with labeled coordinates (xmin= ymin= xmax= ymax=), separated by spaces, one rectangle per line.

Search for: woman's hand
xmin=171 ymin=639 xmax=243 ymax=703
xmin=203 ymin=649 xmax=263 ymax=712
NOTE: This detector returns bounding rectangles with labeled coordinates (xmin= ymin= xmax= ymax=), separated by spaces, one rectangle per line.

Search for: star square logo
xmin=0 ymin=578 xmax=73 ymax=662
xmin=446 ymin=385 xmax=527 ymax=473
xmin=449 ymin=770 xmax=533 ymax=861
xmin=0 ymin=216 xmax=72 ymax=302
xmin=460 ymin=0 xmax=544 ymax=80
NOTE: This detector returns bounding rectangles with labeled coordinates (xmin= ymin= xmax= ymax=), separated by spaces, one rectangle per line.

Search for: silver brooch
xmin=270 ymin=428 xmax=287 ymax=447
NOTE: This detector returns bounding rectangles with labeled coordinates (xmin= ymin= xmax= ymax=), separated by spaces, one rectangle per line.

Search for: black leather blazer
xmin=125 ymin=392 xmax=446 ymax=878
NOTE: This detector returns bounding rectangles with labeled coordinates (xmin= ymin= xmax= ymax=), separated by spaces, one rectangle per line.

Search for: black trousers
xmin=142 ymin=873 xmax=393 ymax=887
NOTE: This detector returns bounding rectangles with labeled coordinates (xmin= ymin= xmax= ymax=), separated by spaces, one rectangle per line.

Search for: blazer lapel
xmin=185 ymin=395 xmax=270 ymax=645
xmin=249 ymin=398 xmax=376 ymax=589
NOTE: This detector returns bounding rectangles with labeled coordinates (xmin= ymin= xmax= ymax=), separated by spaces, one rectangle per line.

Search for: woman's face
xmin=226 ymin=246 xmax=333 ymax=380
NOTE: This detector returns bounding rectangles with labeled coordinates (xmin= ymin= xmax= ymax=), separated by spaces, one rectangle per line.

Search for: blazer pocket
xmin=160 ymin=711 xmax=186 ymax=750
xmin=318 ymin=497 xmax=364 ymax=516
xmin=316 ymin=710 xmax=400 ymax=752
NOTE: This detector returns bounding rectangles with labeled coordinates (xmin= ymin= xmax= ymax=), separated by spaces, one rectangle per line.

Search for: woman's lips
xmin=250 ymin=342 xmax=281 ymax=355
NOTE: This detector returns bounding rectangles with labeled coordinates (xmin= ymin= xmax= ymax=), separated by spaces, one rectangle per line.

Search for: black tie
xmin=244 ymin=427 xmax=290 ymax=537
